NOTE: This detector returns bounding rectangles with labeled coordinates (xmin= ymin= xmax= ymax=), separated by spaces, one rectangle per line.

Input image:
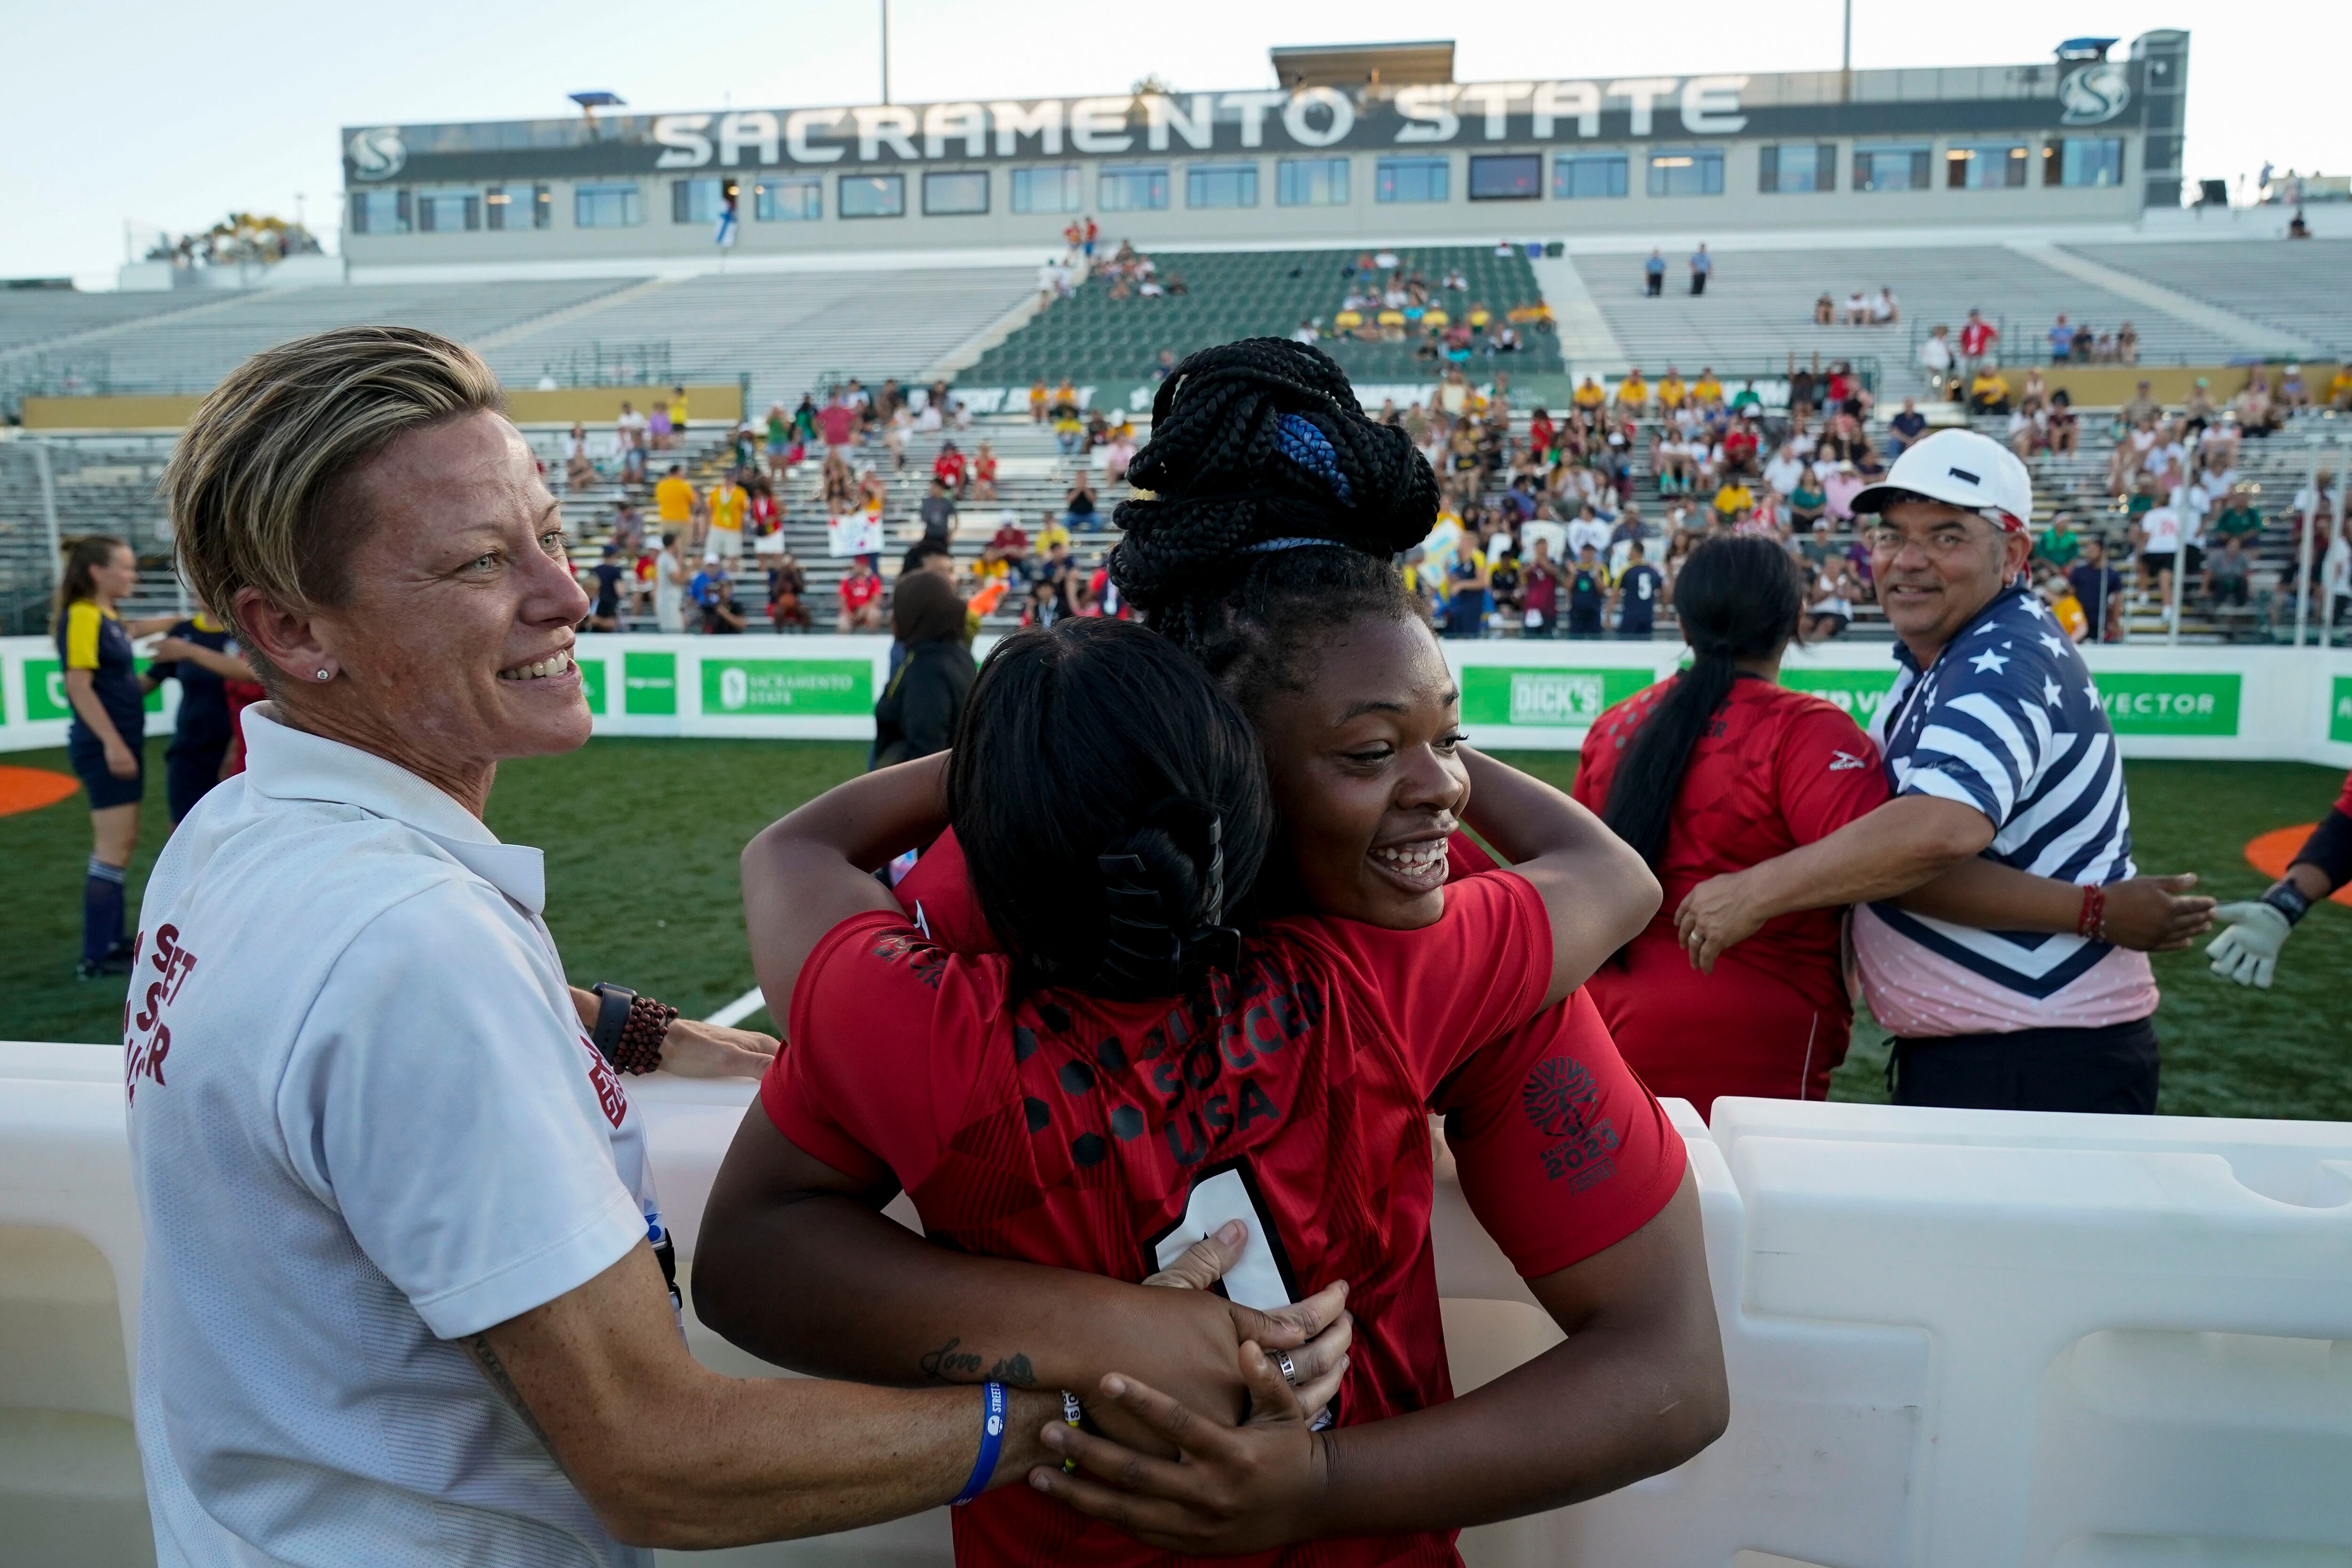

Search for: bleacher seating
xmin=964 ymin=246 xmax=1564 ymax=390
xmin=1578 ymin=246 xmax=2252 ymax=401
xmin=0 ymin=291 xmax=211 ymax=356
xmin=478 ymin=268 xmax=1032 ymax=419
xmin=2066 ymin=239 xmax=2352 ymax=358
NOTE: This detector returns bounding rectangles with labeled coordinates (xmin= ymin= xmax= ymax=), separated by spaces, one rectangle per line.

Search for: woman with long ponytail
xmin=1571 ymin=536 xmax=1892 ymax=1114
xmin=51 ymin=535 xmax=175 ymax=978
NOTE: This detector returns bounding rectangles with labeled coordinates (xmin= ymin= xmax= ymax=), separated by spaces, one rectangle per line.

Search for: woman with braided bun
xmin=702 ymin=340 xmax=1726 ymax=1563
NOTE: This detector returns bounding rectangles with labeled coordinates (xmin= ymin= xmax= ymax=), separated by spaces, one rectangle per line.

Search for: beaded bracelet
xmin=611 ymin=994 xmax=677 ymax=1075
xmin=2075 ymin=883 xmax=2108 ymax=941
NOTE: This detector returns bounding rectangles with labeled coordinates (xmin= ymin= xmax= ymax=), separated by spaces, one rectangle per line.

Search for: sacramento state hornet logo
xmin=348 ymin=127 xmax=407 ymax=180
xmin=2058 ymin=64 xmax=2130 ymax=126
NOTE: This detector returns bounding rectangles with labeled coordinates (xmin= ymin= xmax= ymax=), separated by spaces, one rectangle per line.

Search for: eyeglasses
xmin=1864 ymin=521 xmax=1999 ymax=557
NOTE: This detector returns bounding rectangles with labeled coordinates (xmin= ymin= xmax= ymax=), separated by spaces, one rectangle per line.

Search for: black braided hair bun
xmin=1110 ymin=338 xmax=1438 ymax=619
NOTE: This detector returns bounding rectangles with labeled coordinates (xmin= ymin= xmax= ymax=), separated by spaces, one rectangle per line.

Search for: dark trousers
xmin=1645 ymin=273 xmax=1663 ymax=296
xmin=1890 ymin=1016 xmax=2160 ymax=1115
xmin=1691 ymin=273 xmax=1708 ymax=295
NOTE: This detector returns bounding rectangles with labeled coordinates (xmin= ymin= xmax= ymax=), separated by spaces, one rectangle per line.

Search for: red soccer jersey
xmin=1570 ymin=675 xmax=1890 ymax=1114
xmin=772 ymin=860 xmax=1681 ymax=1568
xmin=839 ymin=572 xmax=882 ymax=612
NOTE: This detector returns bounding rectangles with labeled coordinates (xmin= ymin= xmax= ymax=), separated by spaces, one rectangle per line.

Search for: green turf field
xmin=6 ymin=740 xmax=2347 ymax=1121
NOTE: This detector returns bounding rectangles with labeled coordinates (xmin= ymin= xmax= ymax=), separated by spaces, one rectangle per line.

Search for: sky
xmin=4 ymin=0 xmax=2347 ymax=287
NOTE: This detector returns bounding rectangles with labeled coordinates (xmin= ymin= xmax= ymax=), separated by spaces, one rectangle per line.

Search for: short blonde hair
xmin=166 ymin=325 xmax=503 ymax=617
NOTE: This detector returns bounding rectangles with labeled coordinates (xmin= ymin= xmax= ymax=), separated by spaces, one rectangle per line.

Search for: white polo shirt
xmin=126 ymin=706 xmax=660 ymax=1568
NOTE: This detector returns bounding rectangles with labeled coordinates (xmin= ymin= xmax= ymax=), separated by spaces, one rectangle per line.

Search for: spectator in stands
xmin=653 ymin=531 xmax=689 ymax=632
xmin=767 ymin=553 xmax=810 ymax=632
xmin=1916 ymin=326 xmax=1956 ymax=401
xmin=2206 ymin=532 xmax=2253 ymax=613
xmin=1967 ymin=364 xmax=2013 ymax=415
xmin=870 ymin=571 xmax=974 ymax=769
xmin=2046 ymin=390 xmax=2080 ymax=457
xmin=704 ymin=469 xmax=747 ymax=564
xmin=835 ymin=556 xmax=883 ymax=632
xmin=1440 ymin=536 xmax=1488 ymax=638
xmin=969 ymin=440 xmax=998 ymax=502
xmin=615 ymin=401 xmax=647 ymax=483
xmin=746 ymin=477 xmax=780 ymax=546
xmin=691 ymin=562 xmax=746 ymax=635
xmin=2328 ymin=364 xmax=2352 ymax=413
xmin=1711 ymin=475 xmax=1755 ymax=526
xmin=2114 ymin=322 xmax=2139 ymax=365
xmin=2047 ymin=314 xmax=2074 ymax=365
xmin=1063 ymin=471 xmax=1098 ymax=533
xmin=1688 ymin=243 xmax=1713 ymax=295
xmin=646 ymin=399 xmax=674 ymax=453
xmin=2036 ymin=512 xmax=2083 ymax=573
xmin=1104 ymin=424 xmax=1138 ymax=485
xmin=1842 ymin=289 xmax=1869 ymax=327
xmin=1644 ymin=249 xmax=1666 ymax=296
xmin=1871 ymin=287 xmax=1899 ymax=326
xmin=815 ymin=393 xmax=857 ymax=458
xmin=1887 ymin=398 xmax=1928 ymax=457
xmin=653 ymin=462 xmax=696 ymax=539
xmin=2068 ymin=534 xmax=2125 ymax=643
xmin=2208 ymin=485 xmax=2264 ymax=555
xmin=2136 ymin=490 xmax=2189 ymax=621
xmin=585 ymin=546 xmax=624 ymax=632
xmin=933 ymin=439 xmax=969 ymax=497
xmin=1615 ymin=368 xmax=1650 ymax=415
xmin=2006 ymin=403 xmax=2047 ymax=462
xmin=564 ymin=423 xmax=594 ymax=490
xmin=609 ymin=500 xmax=643 ymax=557
xmin=1617 ymin=541 xmax=1665 ymax=638
xmin=1958 ymin=310 xmax=1998 ymax=377
xmin=1052 ymin=403 xmax=1084 ymax=457
xmin=764 ymin=403 xmax=790 ymax=479
xmin=918 ymin=480 xmax=958 ymax=546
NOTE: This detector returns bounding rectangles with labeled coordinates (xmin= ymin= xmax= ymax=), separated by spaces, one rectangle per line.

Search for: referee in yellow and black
xmin=54 ymin=536 xmax=174 ymax=979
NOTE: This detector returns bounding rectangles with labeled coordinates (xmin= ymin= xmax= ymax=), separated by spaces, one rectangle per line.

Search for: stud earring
xmin=315 ymin=669 xmax=332 ymax=681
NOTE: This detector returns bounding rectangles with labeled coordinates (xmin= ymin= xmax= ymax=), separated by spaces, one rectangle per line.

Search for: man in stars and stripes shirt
xmin=1674 ymin=430 xmax=2211 ymax=1114
xmin=1849 ymin=431 xmax=2172 ymax=1112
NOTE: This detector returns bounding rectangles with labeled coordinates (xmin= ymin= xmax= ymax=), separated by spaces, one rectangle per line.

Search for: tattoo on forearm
xmin=917 ymin=1337 xmax=1036 ymax=1386
xmin=466 ymin=1334 xmax=553 ymax=1448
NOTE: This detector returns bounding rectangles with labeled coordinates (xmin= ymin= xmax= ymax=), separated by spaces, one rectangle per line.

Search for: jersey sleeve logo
xmin=580 ymin=1038 xmax=629 ymax=1128
xmin=1519 ymin=1055 xmax=1620 ymax=1191
xmin=871 ymin=929 xmax=946 ymax=988
xmin=1829 ymin=749 xmax=1867 ymax=772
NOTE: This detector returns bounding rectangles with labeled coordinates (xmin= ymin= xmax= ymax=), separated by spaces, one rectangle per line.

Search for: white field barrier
xmin=6 ymin=1042 xmax=2349 ymax=1568
xmin=10 ymin=634 xmax=2352 ymax=767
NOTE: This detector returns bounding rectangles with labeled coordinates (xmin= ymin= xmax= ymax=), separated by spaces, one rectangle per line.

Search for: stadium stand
xmin=1576 ymin=246 xmax=2254 ymax=401
xmin=478 ymin=267 xmax=1032 ymax=416
xmin=963 ymin=246 xmax=1563 ymax=390
xmin=2065 ymin=239 xmax=2352 ymax=358
xmin=0 ymin=289 xmax=216 ymax=356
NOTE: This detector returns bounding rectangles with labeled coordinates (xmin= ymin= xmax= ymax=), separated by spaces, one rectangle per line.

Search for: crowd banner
xmin=5 ymin=1043 xmax=2347 ymax=1566
xmin=7 ymin=635 xmax=2352 ymax=766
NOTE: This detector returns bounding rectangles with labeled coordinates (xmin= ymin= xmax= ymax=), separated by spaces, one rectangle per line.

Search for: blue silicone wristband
xmin=952 ymin=1382 xmax=1007 ymax=1507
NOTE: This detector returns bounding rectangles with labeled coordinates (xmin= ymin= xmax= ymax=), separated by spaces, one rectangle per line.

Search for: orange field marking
xmin=0 ymin=764 xmax=81 ymax=816
xmin=2244 ymin=824 xmax=2352 ymax=907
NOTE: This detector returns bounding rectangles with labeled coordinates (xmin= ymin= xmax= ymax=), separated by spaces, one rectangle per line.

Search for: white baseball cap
xmin=1851 ymin=427 xmax=2034 ymax=532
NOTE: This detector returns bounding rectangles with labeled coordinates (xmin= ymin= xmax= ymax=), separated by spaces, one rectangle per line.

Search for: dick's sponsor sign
xmin=702 ymin=658 xmax=871 ymax=716
xmin=2092 ymin=672 xmax=2240 ymax=736
xmin=1462 ymin=667 xmax=1653 ymax=728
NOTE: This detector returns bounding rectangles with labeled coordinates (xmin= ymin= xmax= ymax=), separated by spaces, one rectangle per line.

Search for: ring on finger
xmin=1276 ymin=1352 xmax=1298 ymax=1385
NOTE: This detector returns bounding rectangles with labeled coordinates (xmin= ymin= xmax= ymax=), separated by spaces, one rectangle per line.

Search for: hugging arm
xmin=1456 ymin=746 xmax=1661 ymax=1008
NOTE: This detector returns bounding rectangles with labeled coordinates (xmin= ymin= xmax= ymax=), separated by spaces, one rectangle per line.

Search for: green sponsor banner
xmin=701 ymin=657 xmax=872 ymax=717
xmin=580 ymin=657 xmax=608 ymax=717
xmin=2333 ymin=677 xmax=2352 ymax=744
xmin=1461 ymin=666 xmax=1655 ymax=728
xmin=2094 ymin=672 xmax=2240 ymax=736
xmin=623 ymin=651 xmax=676 ymax=716
xmin=23 ymin=658 xmax=164 ymax=721
xmin=1780 ymin=667 xmax=1899 ymax=726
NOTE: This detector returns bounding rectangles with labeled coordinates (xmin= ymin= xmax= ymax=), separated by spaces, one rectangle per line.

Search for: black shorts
xmin=166 ymin=740 xmax=229 ymax=824
xmin=68 ymin=730 xmax=144 ymax=810
xmin=1890 ymin=1015 xmax=2159 ymax=1115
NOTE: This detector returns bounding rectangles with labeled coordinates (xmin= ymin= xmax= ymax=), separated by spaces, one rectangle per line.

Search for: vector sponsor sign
xmin=1779 ymin=667 xmax=1899 ymax=727
xmin=1462 ymin=666 xmax=1654 ymax=728
xmin=22 ymin=658 xmax=164 ymax=721
xmin=2093 ymin=672 xmax=2240 ymax=737
xmin=2334 ymin=677 xmax=2352 ymax=745
xmin=701 ymin=658 xmax=871 ymax=717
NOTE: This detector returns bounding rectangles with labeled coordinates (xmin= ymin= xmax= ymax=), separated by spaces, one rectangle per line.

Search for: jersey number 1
xmin=1149 ymin=1162 xmax=1299 ymax=1313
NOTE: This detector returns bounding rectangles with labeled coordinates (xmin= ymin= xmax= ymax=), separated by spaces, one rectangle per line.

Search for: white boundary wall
xmin=5 ymin=1043 xmax=2348 ymax=1568
xmin=9 ymin=634 xmax=2352 ymax=770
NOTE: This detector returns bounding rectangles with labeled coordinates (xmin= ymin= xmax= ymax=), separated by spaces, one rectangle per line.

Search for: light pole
xmin=1841 ymin=0 xmax=1854 ymax=102
xmin=880 ymin=0 xmax=891 ymax=103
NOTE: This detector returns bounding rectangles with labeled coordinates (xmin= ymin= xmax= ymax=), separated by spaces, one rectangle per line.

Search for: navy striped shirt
xmin=1865 ymin=585 xmax=2136 ymax=1000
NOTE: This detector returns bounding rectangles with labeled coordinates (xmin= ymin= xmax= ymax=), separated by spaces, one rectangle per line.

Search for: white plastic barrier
xmin=10 ymin=634 xmax=2352 ymax=767
xmin=7 ymin=1043 xmax=2351 ymax=1568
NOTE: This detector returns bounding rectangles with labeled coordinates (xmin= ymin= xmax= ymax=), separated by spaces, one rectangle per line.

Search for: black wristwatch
xmin=2261 ymin=879 xmax=2314 ymax=927
xmin=589 ymin=982 xmax=637 ymax=1065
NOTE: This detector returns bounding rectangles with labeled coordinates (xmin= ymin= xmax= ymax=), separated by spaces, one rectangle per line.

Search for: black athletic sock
xmin=84 ymin=856 xmax=127 ymax=967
